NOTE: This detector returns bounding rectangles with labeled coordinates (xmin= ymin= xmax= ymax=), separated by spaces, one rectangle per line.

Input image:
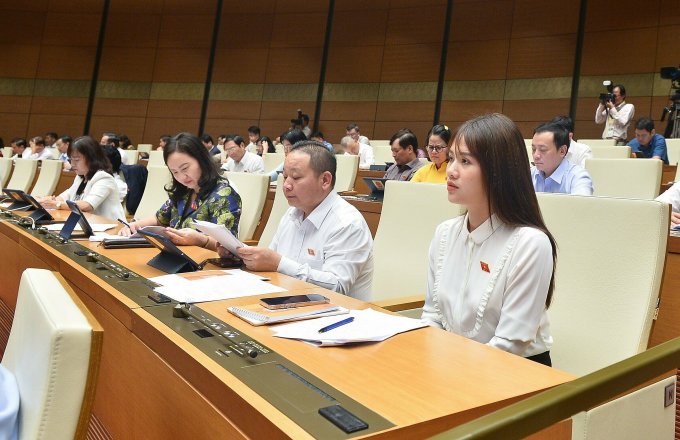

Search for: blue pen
xmin=318 ymin=316 xmax=354 ymax=333
xmin=117 ymin=218 xmax=131 ymax=229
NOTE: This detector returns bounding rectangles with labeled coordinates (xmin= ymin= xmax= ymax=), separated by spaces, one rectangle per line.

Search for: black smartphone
xmin=260 ymin=294 xmax=329 ymax=310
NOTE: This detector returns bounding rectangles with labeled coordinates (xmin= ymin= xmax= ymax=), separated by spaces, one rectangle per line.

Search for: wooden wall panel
xmin=374 ymin=121 xmax=432 ymax=140
xmin=316 ymin=120 xmax=375 ymax=143
xmin=36 ymin=46 xmax=97 ymax=80
xmin=0 ymin=45 xmax=41 ymax=78
xmin=206 ymin=102 xmax=262 ymax=120
xmin=260 ymin=102 xmax=314 ymax=121
xmin=507 ymin=35 xmax=576 ymax=79
xmin=439 ymin=101 xmax=504 ymax=122
xmin=376 ymin=101 xmax=434 ymax=122
xmin=446 ymin=40 xmax=510 ymax=80
xmin=143 ymin=118 xmax=200 ymax=141
xmin=30 ymin=97 xmax=87 ymax=116
xmin=147 ymin=100 xmax=202 ymax=119
xmin=203 ymin=120 xmax=262 ymax=138
xmin=105 ymin=14 xmax=162 ymax=48
xmin=42 ymin=13 xmax=101 ymax=46
xmin=584 ymin=0 xmax=661 ymax=31
xmin=326 ymin=46 xmax=385 ymax=83
xmin=0 ymin=11 xmax=46 ymax=44
xmin=580 ymin=28 xmax=658 ymax=75
xmin=0 ymin=97 xmax=32 ymax=114
xmin=319 ymin=102 xmax=378 ymax=123
xmin=27 ymin=114 xmax=84 ymax=139
xmin=215 ymin=14 xmax=274 ymax=49
xmin=92 ymin=99 xmax=149 ymax=118
xmin=330 ymin=10 xmax=389 ymax=47
xmin=98 ymin=47 xmax=157 ymax=82
xmin=157 ymin=14 xmax=214 ymax=49
xmin=0 ymin=114 xmax=30 ymax=141
xmin=656 ymin=25 xmax=680 ymax=68
xmin=264 ymin=47 xmax=324 ymax=83
xmin=152 ymin=49 xmax=211 ymax=82
xmin=212 ymin=48 xmax=270 ymax=83
xmin=511 ymin=0 xmax=579 ymax=37
xmin=89 ymin=117 xmax=146 ymax=143
xmin=449 ymin=0 xmax=513 ymax=42
xmin=385 ymin=6 xmax=446 ymax=45
xmin=270 ymin=13 xmax=327 ymax=48
xmin=380 ymin=44 xmax=441 ymax=82
xmin=502 ymin=99 xmax=570 ymax=122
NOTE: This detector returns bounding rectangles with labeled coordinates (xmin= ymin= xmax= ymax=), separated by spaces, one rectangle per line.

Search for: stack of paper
xmin=270 ymin=308 xmax=427 ymax=346
xmin=228 ymin=303 xmax=349 ymax=326
xmin=192 ymin=220 xmax=246 ymax=254
xmin=150 ymin=269 xmax=286 ymax=303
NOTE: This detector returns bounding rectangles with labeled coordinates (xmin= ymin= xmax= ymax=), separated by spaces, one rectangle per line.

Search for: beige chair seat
xmin=585 ymin=158 xmax=662 ymax=199
xmin=373 ymin=145 xmax=393 ymax=165
xmin=5 ymin=159 xmax=38 ymax=192
xmin=30 ymin=159 xmax=62 ymax=197
xmin=589 ymin=145 xmax=631 ymax=158
xmin=262 ymin=153 xmax=284 ymax=175
xmin=334 ymin=154 xmax=359 ymax=192
xmin=258 ymin=174 xmax=287 ymax=248
xmin=133 ymin=165 xmax=171 ymax=221
xmin=0 ymin=157 xmax=13 ymax=189
xmin=224 ymin=172 xmax=270 ymax=241
xmin=2 ymin=268 xmax=102 ymax=440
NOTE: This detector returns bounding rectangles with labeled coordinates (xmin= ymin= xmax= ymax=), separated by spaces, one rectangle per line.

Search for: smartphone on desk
xmin=260 ymin=294 xmax=329 ymax=310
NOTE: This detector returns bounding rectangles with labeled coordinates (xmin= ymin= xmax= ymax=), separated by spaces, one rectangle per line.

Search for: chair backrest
xmin=2 ymin=146 xmax=13 ymax=159
xmin=147 ymin=150 xmax=165 ymax=167
xmin=666 ymin=138 xmax=680 ymax=166
xmin=370 ymin=140 xmax=390 ymax=147
xmin=50 ymin=148 xmax=60 ymax=160
xmin=571 ymin=376 xmax=675 ymax=439
xmin=0 ymin=157 xmax=13 ymax=189
xmin=585 ymin=158 xmax=662 ymax=199
xmin=538 ymin=194 xmax=668 ymax=375
xmin=589 ymin=145 xmax=631 ymax=159
xmin=524 ymin=138 xmax=533 ymax=147
xmin=30 ymin=159 xmax=62 ymax=197
xmin=373 ymin=145 xmax=393 ymax=165
xmin=525 ymin=145 xmax=533 ymax=164
xmin=137 ymin=144 xmax=153 ymax=154
xmin=1 ymin=268 xmax=103 ymax=440
xmin=262 ymin=153 xmax=284 ymax=174
xmin=371 ymin=181 xmax=466 ymax=301
xmin=274 ymin=143 xmax=284 ymax=153
xmin=124 ymin=149 xmax=139 ymax=165
xmin=258 ymin=174 xmax=288 ymax=248
xmin=579 ymin=139 xmax=617 ymax=147
xmin=5 ymin=159 xmax=38 ymax=192
xmin=133 ymin=165 xmax=171 ymax=221
xmin=224 ymin=172 xmax=270 ymax=241
xmin=334 ymin=154 xmax=359 ymax=192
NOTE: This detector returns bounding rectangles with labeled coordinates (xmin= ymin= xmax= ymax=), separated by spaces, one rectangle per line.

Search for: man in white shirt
xmin=55 ymin=135 xmax=72 ymax=170
xmin=219 ymin=141 xmax=374 ymax=299
xmin=341 ymin=136 xmax=374 ymax=169
xmin=531 ymin=122 xmax=594 ymax=195
xmin=595 ymin=83 xmax=635 ymax=144
xmin=29 ymin=136 xmax=54 ymax=161
xmin=246 ymin=126 xmax=261 ymax=153
xmin=221 ymin=135 xmax=265 ymax=173
xmin=44 ymin=131 xmax=58 ymax=158
xmin=656 ymin=181 xmax=680 ymax=226
xmin=550 ymin=115 xmax=592 ymax=167
xmin=346 ymin=123 xmax=370 ymax=145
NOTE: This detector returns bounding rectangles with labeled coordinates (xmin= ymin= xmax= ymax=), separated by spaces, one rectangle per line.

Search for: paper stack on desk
xmin=270 ymin=308 xmax=427 ymax=346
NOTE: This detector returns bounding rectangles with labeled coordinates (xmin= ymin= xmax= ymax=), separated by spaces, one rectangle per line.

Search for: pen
xmin=318 ymin=316 xmax=354 ymax=333
xmin=117 ymin=218 xmax=131 ymax=229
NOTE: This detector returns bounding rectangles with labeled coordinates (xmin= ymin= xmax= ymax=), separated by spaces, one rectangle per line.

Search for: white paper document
xmin=270 ymin=308 xmax=427 ymax=346
xmin=192 ymin=220 xmax=246 ymax=255
xmin=45 ymin=223 xmax=117 ymax=232
xmin=149 ymin=269 xmax=286 ymax=303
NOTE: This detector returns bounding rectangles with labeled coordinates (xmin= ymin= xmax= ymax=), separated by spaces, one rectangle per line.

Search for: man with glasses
xmin=384 ymin=128 xmax=424 ymax=181
xmin=340 ymin=135 xmax=374 ymax=169
xmin=345 ymin=123 xmax=370 ymax=145
xmin=221 ymin=135 xmax=265 ymax=174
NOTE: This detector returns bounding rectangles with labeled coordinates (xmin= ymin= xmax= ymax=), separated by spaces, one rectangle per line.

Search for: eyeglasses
xmin=426 ymin=145 xmax=447 ymax=153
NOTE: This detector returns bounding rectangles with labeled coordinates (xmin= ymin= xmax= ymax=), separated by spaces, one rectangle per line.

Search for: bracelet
xmin=202 ymin=235 xmax=210 ymax=249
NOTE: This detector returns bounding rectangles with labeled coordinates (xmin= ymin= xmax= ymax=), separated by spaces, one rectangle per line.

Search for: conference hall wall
xmin=0 ymin=0 xmax=678 ymax=145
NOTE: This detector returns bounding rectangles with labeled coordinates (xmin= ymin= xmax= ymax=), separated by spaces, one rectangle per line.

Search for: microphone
xmin=173 ymin=303 xmax=258 ymax=358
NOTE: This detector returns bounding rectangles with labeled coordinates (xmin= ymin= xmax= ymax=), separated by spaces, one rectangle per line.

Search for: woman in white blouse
xmin=39 ymin=136 xmax=125 ymax=221
xmin=422 ymin=113 xmax=557 ymax=366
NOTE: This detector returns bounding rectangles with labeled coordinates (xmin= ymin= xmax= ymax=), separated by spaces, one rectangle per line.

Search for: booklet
xmin=192 ymin=219 xmax=246 ymax=255
xmin=228 ymin=303 xmax=349 ymax=326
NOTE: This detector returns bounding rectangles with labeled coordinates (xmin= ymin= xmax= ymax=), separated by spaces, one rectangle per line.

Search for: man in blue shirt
xmin=309 ymin=131 xmax=334 ymax=153
xmin=628 ymin=117 xmax=669 ymax=164
xmin=530 ymin=122 xmax=594 ymax=196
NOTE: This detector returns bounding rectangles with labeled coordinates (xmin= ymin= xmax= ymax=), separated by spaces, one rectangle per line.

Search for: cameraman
xmin=595 ymin=84 xmax=635 ymax=144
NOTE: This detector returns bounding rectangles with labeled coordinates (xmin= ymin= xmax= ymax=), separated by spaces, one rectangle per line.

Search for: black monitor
xmin=2 ymin=189 xmax=54 ymax=224
xmin=136 ymin=228 xmax=200 ymax=274
xmin=59 ymin=201 xmax=94 ymax=240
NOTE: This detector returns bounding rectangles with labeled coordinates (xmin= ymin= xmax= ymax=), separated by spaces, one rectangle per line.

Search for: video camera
xmin=290 ymin=109 xmax=304 ymax=127
xmin=599 ymin=80 xmax=614 ymax=104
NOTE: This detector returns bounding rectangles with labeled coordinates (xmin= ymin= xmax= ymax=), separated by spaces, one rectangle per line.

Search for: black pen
xmin=318 ymin=316 xmax=354 ymax=333
xmin=117 ymin=218 xmax=131 ymax=229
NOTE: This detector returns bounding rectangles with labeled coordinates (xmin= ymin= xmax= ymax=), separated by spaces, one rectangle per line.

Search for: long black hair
xmin=68 ymin=136 xmax=112 ymax=180
xmin=163 ymin=132 xmax=222 ymax=204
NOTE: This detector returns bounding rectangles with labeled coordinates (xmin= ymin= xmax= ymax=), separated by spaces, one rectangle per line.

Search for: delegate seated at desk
xmin=119 ymin=133 xmax=241 ymax=250
xmin=267 ymin=129 xmax=308 ymax=182
xmin=39 ymin=136 xmax=126 ymax=221
xmin=423 ymin=114 xmax=556 ymax=367
xmin=628 ymin=117 xmax=669 ymax=164
xmin=384 ymin=128 xmax=424 ymax=181
xmin=411 ymin=124 xmax=452 ymax=183
xmin=219 ymin=141 xmax=374 ymax=300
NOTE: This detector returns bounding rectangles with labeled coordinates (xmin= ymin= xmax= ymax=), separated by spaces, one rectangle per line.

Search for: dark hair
xmin=346 ymin=123 xmax=360 ymax=132
xmin=310 ymin=131 xmax=325 ymax=139
xmin=11 ymin=138 xmax=26 ymax=149
xmin=550 ymin=115 xmax=574 ymax=133
xmin=160 ymin=135 xmax=171 ymax=145
xmin=31 ymin=136 xmax=45 ymax=147
xmin=390 ymin=128 xmax=418 ymax=153
xmin=163 ymin=132 xmax=222 ymax=203
xmin=635 ymin=117 xmax=654 ymax=132
xmin=104 ymin=145 xmax=122 ymax=173
xmin=427 ymin=124 xmax=452 ymax=145
xmin=534 ymin=122 xmax=570 ymax=151
xmin=119 ymin=134 xmax=132 ymax=149
xmin=45 ymin=132 xmax=58 ymax=140
xmin=224 ymin=135 xmax=245 ymax=146
xmin=260 ymin=136 xmax=275 ymax=153
xmin=281 ymin=129 xmax=307 ymax=146
xmin=290 ymin=141 xmax=337 ymax=187
xmin=200 ymin=134 xmax=213 ymax=144
xmin=614 ymin=84 xmax=626 ymax=96
xmin=58 ymin=135 xmax=72 ymax=145
xmin=301 ymin=114 xmax=309 ymax=123
xmin=68 ymin=136 xmax=113 ymax=179
xmin=247 ymin=126 xmax=260 ymax=136
xmin=453 ymin=113 xmax=557 ymax=307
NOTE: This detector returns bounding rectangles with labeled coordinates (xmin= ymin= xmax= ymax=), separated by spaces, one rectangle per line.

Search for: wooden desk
xmin=54 ymin=169 xmax=76 ymax=196
xmin=353 ymin=169 xmax=387 ymax=195
xmin=0 ymin=214 xmax=574 ymax=439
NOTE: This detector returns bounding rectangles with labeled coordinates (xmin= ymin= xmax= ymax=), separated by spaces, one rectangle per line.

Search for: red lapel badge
xmin=307 ymin=248 xmax=316 ymax=256
xmin=480 ymin=261 xmax=490 ymax=273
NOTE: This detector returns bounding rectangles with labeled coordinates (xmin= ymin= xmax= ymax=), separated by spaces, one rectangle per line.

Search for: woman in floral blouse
xmin=119 ymin=133 xmax=241 ymax=250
